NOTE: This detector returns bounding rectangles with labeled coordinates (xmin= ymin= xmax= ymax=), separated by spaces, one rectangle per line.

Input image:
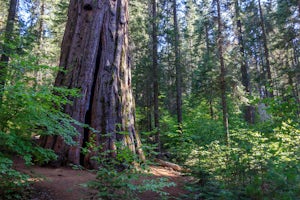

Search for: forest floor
xmin=13 ymin=158 xmax=191 ymax=200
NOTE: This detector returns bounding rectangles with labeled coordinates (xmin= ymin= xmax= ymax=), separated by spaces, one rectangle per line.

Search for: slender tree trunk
xmin=172 ymin=0 xmax=182 ymax=131
xmin=205 ymin=22 xmax=214 ymax=119
xmin=258 ymin=0 xmax=273 ymax=97
xmin=151 ymin=0 xmax=161 ymax=153
xmin=146 ymin=82 xmax=153 ymax=132
xmin=216 ymin=0 xmax=229 ymax=145
xmin=235 ymin=0 xmax=254 ymax=124
xmin=40 ymin=0 xmax=144 ymax=168
xmin=38 ymin=0 xmax=45 ymax=45
xmin=0 ymin=0 xmax=18 ymax=92
xmin=35 ymin=0 xmax=45 ymax=84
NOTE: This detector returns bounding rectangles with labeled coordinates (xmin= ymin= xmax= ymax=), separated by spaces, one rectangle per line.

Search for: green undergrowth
xmin=81 ymin=140 xmax=176 ymax=200
xmin=152 ymin=97 xmax=300 ymax=199
xmin=0 ymin=54 xmax=81 ymax=199
xmin=184 ymin=121 xmax=300 ymax=199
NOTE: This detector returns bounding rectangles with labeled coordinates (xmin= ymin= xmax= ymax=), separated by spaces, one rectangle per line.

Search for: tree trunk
xmin=146 ymin=82 xmax=153 ymax=132
xmin=35 ymin=0 xmax=45 ymax=84
xmin=38 ymin=0 xmax=45 ymax=44
xmin=258 ymin=0 xmax=273 ymax=97
xmin=0 ymin=0 xmax=18 ymax=93
xmin=151 ymin=0 xmax=161 ymax=153
xmin=235 ymin=0 xmax=254 ymax=124
xmin=173 ymin=0 xmax=182 ymax=131
xmin=205 ymin=22 xmax=215 ymax=120
xmin=216 ymin=0 xmax=229 ymax=145
xmin=40 ymin=0 xmax=144 ymax=168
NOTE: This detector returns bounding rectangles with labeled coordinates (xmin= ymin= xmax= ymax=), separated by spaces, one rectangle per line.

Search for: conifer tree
xmin=40 ymin=0 xmax=144 ymax=168
xmin=0 ymin=0 xmax=18 ymax=92
xmin=216 ymin=0 xmax=229 ymax=144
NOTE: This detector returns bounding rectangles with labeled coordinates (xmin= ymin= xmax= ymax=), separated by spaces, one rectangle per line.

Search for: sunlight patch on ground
xmin=150 ymin=166 xmax=182 ymax=177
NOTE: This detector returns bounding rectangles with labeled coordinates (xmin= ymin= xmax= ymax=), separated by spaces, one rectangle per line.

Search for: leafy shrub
xmin=0 ymin=54 xmax=81 ymax=198
xmin=186 ymin=121 xmax=300 ymax=199
xmin=261 ymin=94 xmax=299 ymax=124
xmin=83 ymin=140 xmax=175 ymax=200
xmin=0 ymin=154 xmax=30 ymax=199
xmin=160 ymin=103 xmax=224 ymax=164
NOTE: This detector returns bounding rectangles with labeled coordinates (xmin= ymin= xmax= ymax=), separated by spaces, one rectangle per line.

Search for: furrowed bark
xmin=41 ymin=0 xmax=144 ymax=168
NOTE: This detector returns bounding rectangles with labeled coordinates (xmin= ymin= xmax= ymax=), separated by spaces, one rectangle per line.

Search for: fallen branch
xmin=154 ymin=158 xmax=184 ymax=172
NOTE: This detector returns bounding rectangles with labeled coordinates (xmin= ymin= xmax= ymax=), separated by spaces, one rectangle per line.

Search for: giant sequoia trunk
xmin=40 ymin=0 xmax=144 ymax=168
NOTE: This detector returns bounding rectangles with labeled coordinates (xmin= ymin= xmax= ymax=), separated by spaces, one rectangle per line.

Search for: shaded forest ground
xmin=13 ymin=158 xmax=191 ymax=200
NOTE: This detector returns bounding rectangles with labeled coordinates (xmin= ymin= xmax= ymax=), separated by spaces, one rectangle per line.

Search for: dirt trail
xmin=13 ymin=158 xmax=190 ymax=200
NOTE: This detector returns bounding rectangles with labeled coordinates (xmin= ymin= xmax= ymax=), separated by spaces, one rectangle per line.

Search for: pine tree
xmin=173 ymin=0 xmax=182 ymax=130
xmin=235 ymin=0 xmax=254 ymax=123
xmin=0 ymin=0 xmax=18 ymax=92
xmin=151 ymin=0 xmax=161 ymax=153
xmin=216 ymin=0 xmax=229 ymax=144
xmin=258 ymin=0 xmax=273 ymax=97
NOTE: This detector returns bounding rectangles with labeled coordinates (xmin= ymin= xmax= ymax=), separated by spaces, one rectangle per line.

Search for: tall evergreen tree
xmin=0 ymin=0 xmax=18 ymax=92
xmin=173 ymin=0 xmax=182 ymax=130
xmin=151 ymin=0 xmax=161 ymax=153
xmin=130 ymin=0 xmax=153 ymax=133
xmin=258 ymin=0 xmax=273 ymax=97
xmin=216 ymin=0 xmax=229 ymax=144
xmin=235 ymin=0 xmax=254 ymax=123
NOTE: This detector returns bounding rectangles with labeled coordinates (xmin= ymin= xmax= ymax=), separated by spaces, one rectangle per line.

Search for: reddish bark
xmin=40 ymin=0 xmax=144 ymax=168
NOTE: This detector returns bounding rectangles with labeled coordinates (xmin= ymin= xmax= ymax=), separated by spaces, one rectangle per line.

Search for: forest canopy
xmin=0 ymin=0 xmax=299 ymax=199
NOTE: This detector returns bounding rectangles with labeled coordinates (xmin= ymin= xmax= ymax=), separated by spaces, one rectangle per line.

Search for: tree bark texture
xmin=0 ymin=0 xmax=18 ymax=91
xmin=173 ymin=0 xmax=183 ymax=130
xmin=151 ymin=0 xmax=161 ymax=153
xmin=40 ymin=0 xmax=144 ymax=168
xmin=216 ymin=0 xmax=229 ymax=145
